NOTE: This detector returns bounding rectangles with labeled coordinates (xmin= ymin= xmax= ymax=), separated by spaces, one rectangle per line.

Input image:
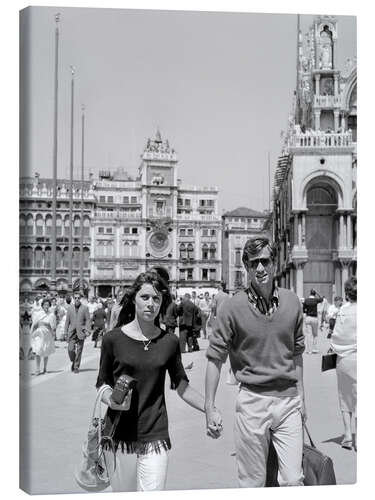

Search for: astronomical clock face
xmin=148 ymin=229 xmax=172 ymax=258
xmin=150 ymin=231 xmax=169 ymax=252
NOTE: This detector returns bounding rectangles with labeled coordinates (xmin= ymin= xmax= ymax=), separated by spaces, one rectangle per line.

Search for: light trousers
xmin=104 ymin=447 xmax=168 ymax=492
xmin=234 ymin=387 xmax=304 ymax=487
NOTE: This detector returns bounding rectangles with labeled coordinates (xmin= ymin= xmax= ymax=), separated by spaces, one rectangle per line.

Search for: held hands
xmin=205 ymin=407 xmax=223 ymax=439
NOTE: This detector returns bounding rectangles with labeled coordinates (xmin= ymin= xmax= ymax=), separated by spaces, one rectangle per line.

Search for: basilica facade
xmin=272 ymin=15 xmax=357 ymax=300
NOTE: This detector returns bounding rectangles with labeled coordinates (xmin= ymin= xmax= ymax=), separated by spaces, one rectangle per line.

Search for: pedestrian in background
xmin=205 ymin=233 xmax=306 ymax=487
xmin=30 ymin=298 xmax=56 ymax=375
xmin=211 ymin=284 xmax=229 ymax=319
xmin=326 ymin=296 xmax=343 ymax=338
xmin=164 ymin=294 xmax=179 ymax=335
xmin=64 ymin=292 xmax=91 ymax=374
xmin=96 ymin=270 xmax=205 ymax=492
xmin=330 ymin=277 xmax=357 ymax=450
xmin=199 ymin=291 xmax=212 ymax=339
xmin=303 ymin=288 xmax=323 ymax=354
xmin=108 ymin=289 xmax=124 ymax=331
xmin=92 ymin=302 xmax=107 ymax=348
xmin=178 ymin=293 xmax=200 ymax=353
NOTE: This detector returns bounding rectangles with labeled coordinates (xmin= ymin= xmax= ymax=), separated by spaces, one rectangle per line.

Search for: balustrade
xmin=289 ymin=131 xmax=353 ymax=149
xmin=313 ymin=95 xmax=342 ymax=107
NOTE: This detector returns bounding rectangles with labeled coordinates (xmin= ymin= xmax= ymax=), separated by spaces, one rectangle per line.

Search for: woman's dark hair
xmin=344 ymin=276 xmax=357 ymax=302
xmin=116 ymin=270 xmax=172 ymax=327
xmin=242 ymin=233 xmax=275 ymax=267
xmin=41 ymin=298 xmax=51 ymax=308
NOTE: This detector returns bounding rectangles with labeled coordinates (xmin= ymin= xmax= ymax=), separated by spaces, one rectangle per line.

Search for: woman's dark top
xmin=303 ymin=297 xmax=323 ymax=317
xmin=96 ymin=327 xmax=188 ymax=453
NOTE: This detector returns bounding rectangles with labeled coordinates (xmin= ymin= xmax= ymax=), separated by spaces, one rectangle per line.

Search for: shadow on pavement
xmin=75 ymin=368 xmax=98 ymax=373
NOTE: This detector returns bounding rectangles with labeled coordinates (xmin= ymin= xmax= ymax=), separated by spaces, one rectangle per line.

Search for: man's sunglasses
xmin=248 ymin=258 xmax=272 ymax=269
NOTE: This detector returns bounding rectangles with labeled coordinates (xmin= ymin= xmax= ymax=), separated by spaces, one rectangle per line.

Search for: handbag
xmin=302 ymin=424 xmax=336 ymax=485
xmin=266 ymin=425 xmax=336 ymax=486
xmin=322 ymin=349 xmax=337 ymax=372
xmin=74 ymin=384 xmax=120 ymax=492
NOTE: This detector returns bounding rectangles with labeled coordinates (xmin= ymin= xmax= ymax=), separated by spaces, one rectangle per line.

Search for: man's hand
xmin=205 ymin=407 xmax=223 ymax=439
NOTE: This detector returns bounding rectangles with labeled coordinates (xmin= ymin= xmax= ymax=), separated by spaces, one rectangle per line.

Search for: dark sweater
xmin=96 ymin=328 xmax=188 ymax=452
xmin=206 ymin=288 xmax=305 ymax=396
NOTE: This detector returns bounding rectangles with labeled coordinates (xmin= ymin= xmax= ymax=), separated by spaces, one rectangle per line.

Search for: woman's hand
xmin=102 ymin=387 xmax=133 ymax=411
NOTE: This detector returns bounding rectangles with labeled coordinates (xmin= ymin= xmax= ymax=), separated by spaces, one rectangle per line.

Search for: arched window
xmin=45 ymin=246 xmax=51 ymax=268
xmin=19 ymin=216 xmax=26 ymax=235
xmin=56 ymin=247 xmax=63 ymax=268
xmin=20 ymin=247 xmax=32 ymax=268
xmin=73 ymin=247 xmax=80 ymax=268
xmin=26 ymin=215 xmax=34 ymax=236
xmin=62 ymin=246 xmax=69 ymax=268
xmin=35 ymin=215 xmax=44 ymax=236
xmin=45 ymin=215 xmax=52 ymax=236
xmin=210 ymin=244 xmax=216 ymax=260
xmin=83 ymin=217 xmax=90 ymax=237
xmin=202 ymin=244 xmax=209 ymax=260
xmin=123 ymin=241 xmax=130 ymax=258
xmin=83 ymin=247 xmax=90 ymax=268
xmin=56 ymin=216 xmax=62 ymax=236
xmin=35 ymin=247 xmax=43 ymax=268
xmin=106 ymin=242 xmax=113 ymax=258
xmin=179 ymin=243 xmax=186 ymax=259
xmin=64 ymin=216 xmax=70 ymax=237
xmin=74 ymin=216 xmax=81 ymax=237
xmin=131 ymin=241 xmax=138 ymax=257
xmin=187 ymin=243 xmax=194 ymax=260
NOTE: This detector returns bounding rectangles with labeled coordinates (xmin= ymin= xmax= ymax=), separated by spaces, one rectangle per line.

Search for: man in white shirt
xmin=326 ymin=296 xmax=343 ymax=338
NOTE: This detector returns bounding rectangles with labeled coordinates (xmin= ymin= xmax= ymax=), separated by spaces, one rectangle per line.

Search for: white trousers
xmin=234 ymin=387 xmax=304 ymax=487
xmin=104 ymin=447 xmax=169 ymax=492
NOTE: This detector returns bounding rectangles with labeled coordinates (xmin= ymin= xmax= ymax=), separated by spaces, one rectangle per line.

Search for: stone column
xmin=294 ymin=214 xmax=299 ymax=248
xmin=334 ymin=74 xmax=338 ymax=96
xmin=339 ymin=214 xmax=344 ymax=248
xmin=298 ymin=214 xmax=302 ymax=247
xmin=347 ymin=214 xmax=352 ymax=248
xmin=194 ymin=223 xmax=200 ymax=281
xmin=315 ymin=74 xmax=321 ymax=95
xmin=334 ymin=110 xmax=340 ymax=132
xmin=301 ymin=212 xmax=306 ymax=246
xmin=295 ymin=262 xmax=305 ymax=299
xmin=314 ymin=111 xmax=321 ymax=131
xmin=340 ymin=260 xmax=350 ymax=297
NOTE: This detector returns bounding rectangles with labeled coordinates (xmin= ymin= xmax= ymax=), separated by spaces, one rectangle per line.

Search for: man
xmin=87 ymin=295 xmax=98 ymax=319
xmin=178 ymin=293 xmax=201 ymax=353
xmin=211 ymin=283 xmax=229 ymax=319
xmin=326 ymin=296 xmax=343 ymax=338
xmin=164 ymin=294 xmax=179 ymax=335
xmin=108 ymin=288 xmax=124 ymax=330
xmin=199 ymin=291 xmax=212 ymax=339
xmin=91 ymin=302 xmax=107 ymax=348
xmin=64 ymin=292 xmax=91 ymax=373
xmin=205 ymin=234 xmax=306 ymax=487
xmin=191 ymin=290 xmax=200 ymax=307
xmin=303 ymin=288 xmax=323 ymax=354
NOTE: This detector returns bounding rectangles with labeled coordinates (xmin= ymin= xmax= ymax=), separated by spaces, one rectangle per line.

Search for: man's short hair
xmin=242 ymin=233 xmax=275 ymax=267
xmin=310 ymin=289 xmax=316 ymax=296
xmin=344 ymin=276 xmax=357 ymax=302
xmin=184 ymin=293 xmax=191 ymax=299
xmin=334 ymin=296 xmax=343 ymax=302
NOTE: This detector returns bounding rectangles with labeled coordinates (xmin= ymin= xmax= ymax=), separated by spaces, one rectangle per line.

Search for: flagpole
xmin=50 ymin=13 xmax=60 ymax=293
xmin=79 ymin=104 xmax=85 ymax=294
xmin=68 ymin=66 xmax=75 ymax=291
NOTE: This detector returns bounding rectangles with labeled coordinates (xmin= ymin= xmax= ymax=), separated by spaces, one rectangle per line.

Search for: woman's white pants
xmin=104 ymin=448 xmax=168 ymax=491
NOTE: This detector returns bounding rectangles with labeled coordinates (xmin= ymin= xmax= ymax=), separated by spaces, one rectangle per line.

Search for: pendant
xmin=144 ymin=345 xmax=149 ymax=351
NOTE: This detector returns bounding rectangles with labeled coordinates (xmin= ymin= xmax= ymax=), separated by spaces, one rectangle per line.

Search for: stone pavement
xmin=19 ymin=327 xmax=356 ymax=494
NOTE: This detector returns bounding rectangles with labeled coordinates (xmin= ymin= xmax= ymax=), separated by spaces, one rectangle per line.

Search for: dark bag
xmin=266 ymin=425 xmax=336 ymax=486
xmin=322 ymin=349 xmax=337 ymax=372
xmin=302 ymin=425 xmax=336 ymax=486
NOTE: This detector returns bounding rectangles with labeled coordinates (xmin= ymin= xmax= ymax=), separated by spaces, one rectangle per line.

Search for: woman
xmin=55 ymin=303 xmax=67 ymax=341
xmin=96 ymin=270 xmax=207 ymax=492
xmin=30 ymin=298 xmax=56 ymax=375
xmin=330 ymin=277 xmax=357 ymax=450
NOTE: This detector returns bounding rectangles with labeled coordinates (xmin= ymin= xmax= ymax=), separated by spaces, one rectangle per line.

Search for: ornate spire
xmin=155 ymin=129 xmax=162 ymax=143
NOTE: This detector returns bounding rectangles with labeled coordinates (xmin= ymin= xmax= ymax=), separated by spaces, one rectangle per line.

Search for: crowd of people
xmin=19 ymin=233 xmax=357 ymax=490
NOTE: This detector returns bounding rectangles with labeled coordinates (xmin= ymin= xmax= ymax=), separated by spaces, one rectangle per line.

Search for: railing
xmin=179 ymin=185 xmax=218 ymax=192
xmin=177 ymin=213 xmax=220 ymax=222
xmin=288 ymin=131 xmax=353 ymax=149
xmin=94 ymin=210 xmax=141 ymax=219
xmin=94 ymin=180 xmax=139 ymax=189
xmin=313 ymin=95 xmax=342 ymax=107
xmin=147 ymin=207 xmax=173 ymax=218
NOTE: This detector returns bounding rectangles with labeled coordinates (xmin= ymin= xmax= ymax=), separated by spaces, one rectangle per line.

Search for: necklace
xmin=142 ymin=339 xmax=152 ymax=351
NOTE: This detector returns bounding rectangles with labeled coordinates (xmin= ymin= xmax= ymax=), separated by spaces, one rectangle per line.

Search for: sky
xmin=20 ymin=6 xmax=356 ymax=214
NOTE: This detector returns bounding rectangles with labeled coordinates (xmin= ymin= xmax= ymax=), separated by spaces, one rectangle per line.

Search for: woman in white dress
xmin=30 ymin=298 xmax=56 ymax=375
xmin=330 ymin=277 xmax=357 ymax=450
